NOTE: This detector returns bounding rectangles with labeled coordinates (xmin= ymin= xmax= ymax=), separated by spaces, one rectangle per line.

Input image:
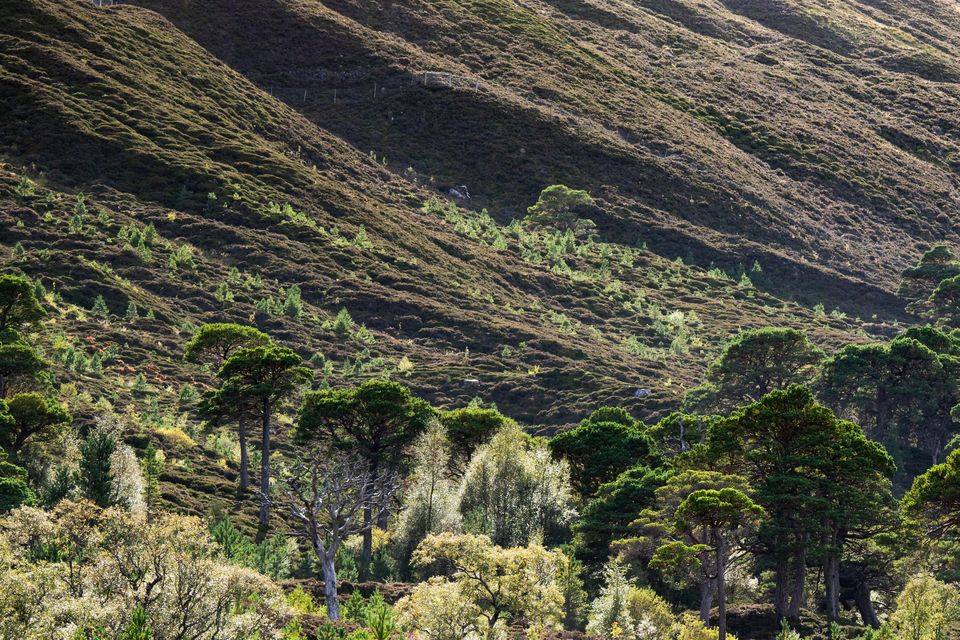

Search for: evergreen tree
xmin=141 ymin=442 xmax=164 ymax=517
xmin=2 ymin=392 xmax=71 ymax=456
xmin=185 ymin=324 xmax=270 ymax=491
xmin=0 ymin=452 xmax=35 ymax=513
xmin=819 ymin=328 xmax=960 ymax=481
xmin=685 ymin=327 xmax=824 ymax=412
xmin=708 ymin=385 xmax=892 ymax=623
xmin=219 ymin=345 xmax=312 ymax=533
xmin=0 ymin=274 xmax=46 ymax=334
xmin=550 ymin=408 xmax=652 ymax=498
xmin=0 ymin=342 xmax=48 ymax=398
xmin=439 ymin=406 xmax=510 ymax=475
xmin=90 ymin=295 xmax=109 ymax=318
xmin=79 ymin=429 xmax=118 ymax=507
xmin=118 ymin=607 xmax=152 ymax=640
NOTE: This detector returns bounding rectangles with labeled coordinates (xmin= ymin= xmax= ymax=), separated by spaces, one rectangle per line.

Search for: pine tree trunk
xmin=238 ymin=416 xmax=249 ymax=491
xmin=717 ymin=537 xmax=728 ymax=640
xmin=824 ymin=528 xmax=841 ymax=621
xmin=360 ymin=459 xmax=378 ymax=573
xmin=774 ymin=554 xmax=790 ymax=619
xmin=700 ymin=577 xmax=716 ymax=623
xmin=258 ymin=399 xmax=271 ymax=536
xmin=854 ymin=581 xmax=880 ymax=628
xmin=787 ymin=534 xmax=808 ymax=621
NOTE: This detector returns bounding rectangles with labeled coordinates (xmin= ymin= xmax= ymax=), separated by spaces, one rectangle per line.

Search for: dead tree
xmin=273 ymin=450 xmax=393 ymax=620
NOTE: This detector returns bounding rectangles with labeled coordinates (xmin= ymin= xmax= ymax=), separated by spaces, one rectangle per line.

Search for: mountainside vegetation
xmin=4 ymin=0 xmax=960 ymax=638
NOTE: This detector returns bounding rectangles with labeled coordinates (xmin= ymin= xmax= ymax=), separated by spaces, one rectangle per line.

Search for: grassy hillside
xmin=0 ymin=0 xmax=877 ymax=437
xmin=132 ymin=0 xmax=960 ymax=315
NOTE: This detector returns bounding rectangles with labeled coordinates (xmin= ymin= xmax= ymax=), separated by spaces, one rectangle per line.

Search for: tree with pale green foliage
xmin=403 ymin=532 xmax=566 ymax=638
xmin=889 ymin=574 xmax=960 ymax=640
xmin=393 ymin=422 xmax=462 ymax=574
xmin=458 ymin=423 xmax=576 ymax=547
xmin=586 ymin=560 xmax=674 ymax=640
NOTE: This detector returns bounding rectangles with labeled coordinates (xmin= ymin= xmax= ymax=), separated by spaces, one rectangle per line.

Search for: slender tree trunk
xmin=258 ymin=399 xmax=271 ymax=536
xmin=717 ymin=538 xmax=728 ymax=640
xmin=321 ymin=550 xmax=340 ymax=621
xmin=0 ymin=374 xmax=6 ymax=399
xmin=238 ymin=416 xmax=249 ymax=491
xmin=875 ymin=387 xmax=891 ymax=446
xmin=360 ymin=459 xmax=379 ymax=572
xmin=854 ymin=581 xmax=880 ymax=629
xmin=788 ymin=533 xmax=808 ymax=621
xmin=700 ymin=577 xmax=716 ymax=623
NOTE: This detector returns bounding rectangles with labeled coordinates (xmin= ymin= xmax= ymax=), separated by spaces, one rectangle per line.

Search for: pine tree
xmin=91 ymin=295 xmax=109 ymax=317
xmin=141 ymin=442 xmax=164 ymax=517
xmin=118 ymin=607 xmax=152 ymax=640
xmin=79 ymin=430 xmax=118 ymax=507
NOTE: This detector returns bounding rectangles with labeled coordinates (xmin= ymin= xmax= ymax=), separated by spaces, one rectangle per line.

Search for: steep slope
xmin=0 ymin=0 xmax=874 ymax=436
xmin=133 ymin=0 xmax=960 ymax=317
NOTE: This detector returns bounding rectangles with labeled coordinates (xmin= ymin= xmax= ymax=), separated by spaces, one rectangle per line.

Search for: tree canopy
xmin=525 ymin=185 xmax=597 ymax=234
xmin=2 ymin=392 xmax=70 ymax=456
xmin=183 ymin=322 xmax=270 ymax=367
xmin=439 ymin=406 xmax=510 ymax=475
xmin=684 ymin=327 xmax=824 ymax=412
xmin=550 ymin=409 xmax=652 ymax=497
xmin=0 ymin=275 xmax=45 ymax=334
xmin=219 ymin=345 xmax=312 ymax=532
